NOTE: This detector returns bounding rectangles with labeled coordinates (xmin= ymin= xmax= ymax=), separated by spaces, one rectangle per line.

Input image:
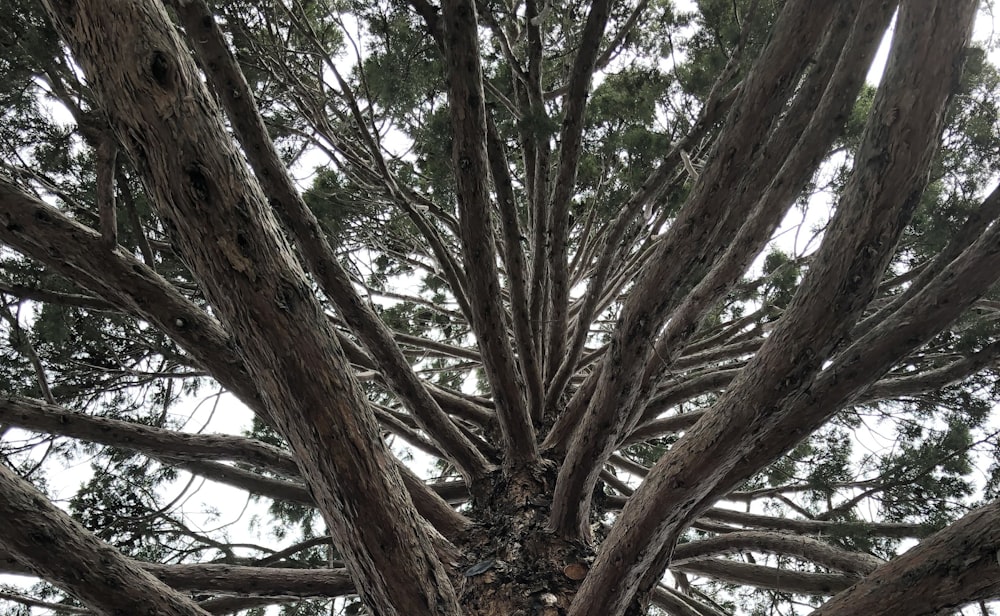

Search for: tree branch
xmin=440 ymin=0 xmax=537 ymax=464
xmin=0 ymin=396 xmax=471 ymax=539
xmin=40 ymin=2 xmax=462 ymax=612
xmin=672 ymin=558 xmax=855 ymax=595
xmin=810 ymin=500 xmax=1000 ymax=616
xmin=0 ymin=461 xmax=211 ymax=615
xmin=486 ymin=114 xmax=543 ymax=421
xmin=543 ymin=0 xmax=613 ymax=396
xmin=171 ymin=0 xmax=490 ymax=482
xmin=671 ymin=530 xmax=881 ymax=575
xmin=0 ymin=546 xmax=357 ymax=599
xmin=0 ymin=397 xmax=298 ymax=475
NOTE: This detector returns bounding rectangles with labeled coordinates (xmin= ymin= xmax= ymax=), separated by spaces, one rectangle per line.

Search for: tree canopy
xmin=1 ymin=0 xmax=1000 ymax=615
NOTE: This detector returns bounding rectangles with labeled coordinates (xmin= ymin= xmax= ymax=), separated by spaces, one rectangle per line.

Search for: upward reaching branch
xmin=440 ymin=0 xmax=537 ymax=465
xmin=543 ymin=0 xmax=613 ymax=398
xmin=550 ymin=0 xmax=844 ymax=540
xmin=39 ymin=1 xmax=461 ymax=613
xmin=571 ymin=3 xmax=977 ymax=613
xmin=170 ymin=0 xmax=490 ymax=482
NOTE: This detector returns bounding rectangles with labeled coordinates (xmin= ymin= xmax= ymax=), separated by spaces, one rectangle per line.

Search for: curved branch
xmin=720 ymin=136 xmax=1000 ymax=503
xmin=671 ymin=531 xmax=881 ymax=575
xmin=0 ymin=461 xmax=211 ymax=615
xmin=811 ymin=500 xmax=1000 ymax=616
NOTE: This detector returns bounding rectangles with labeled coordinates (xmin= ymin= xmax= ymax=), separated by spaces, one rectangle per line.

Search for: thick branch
xmin=0 ymin=461 xmax=211 ymax=615
xmin=440 ymin=0 xmax=537 ymax=464
xmin=636 ymin=3 xmax=892 ymax=395
xmin=569 ymin=4 xmax=975 ymax=613
xmin=40 ymin=2 xmax=461 ymax=613
xmin=811 ymin=501 xmax=1000 ymax=616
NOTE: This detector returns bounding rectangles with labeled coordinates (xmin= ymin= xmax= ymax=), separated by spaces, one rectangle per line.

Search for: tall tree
xmin=1 ymin=0 xmax=999 ymax=614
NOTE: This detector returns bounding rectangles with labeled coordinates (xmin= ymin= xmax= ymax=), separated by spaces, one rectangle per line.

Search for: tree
xmin=1 ymin=0 xmax=1000 ymax=614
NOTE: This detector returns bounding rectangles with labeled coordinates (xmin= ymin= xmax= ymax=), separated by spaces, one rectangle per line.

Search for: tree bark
xmin=38 ymin=1 xmax=461 ymax=614
xmin=810 ymin=500 xmax=1000 ymax=616
xmin=0 ymin=462 xmax=211 ymax=615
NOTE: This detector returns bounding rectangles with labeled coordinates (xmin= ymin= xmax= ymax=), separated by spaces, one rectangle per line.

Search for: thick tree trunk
xmin=2 ymin=0 xmax=994 ymax=615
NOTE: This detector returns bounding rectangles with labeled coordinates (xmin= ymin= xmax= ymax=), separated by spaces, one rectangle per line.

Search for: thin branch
xmin=0 ymin=397 xmax=298 ymax=476
xmin=543 ymin=0 xmax=613 ymax=397
xmin=672 ymin=558 xmax=855 ymax=596
xmin=0 ymin=279 xmax=114 ymax=311
xmin=96 ymin=134 xmax=119 ymax=248
xmin=0 ymin=395 xmax=471 ymax=539
xmin=0 ymin=591 xmax=91 ymax=615
xmin=487 ymin=114 xmax=543 ymax=420
xmin=542 ymin=83 xmax=738 ymax=453
xmin=0 ymin=305 xmax=56 ymax=404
